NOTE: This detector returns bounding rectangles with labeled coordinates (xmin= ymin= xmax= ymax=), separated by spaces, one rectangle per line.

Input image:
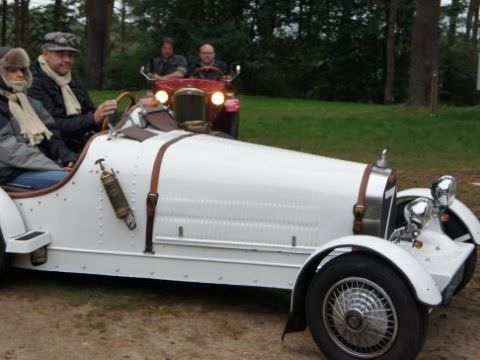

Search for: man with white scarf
xmin=0 ymin=47 xmax=77 ymax=190
xmin=29 ymin=32 xmax=117 ymax=152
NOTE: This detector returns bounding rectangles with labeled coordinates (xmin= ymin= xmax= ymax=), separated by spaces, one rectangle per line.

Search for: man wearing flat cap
xmin=29 ymin=32 xmax=117 ymax=152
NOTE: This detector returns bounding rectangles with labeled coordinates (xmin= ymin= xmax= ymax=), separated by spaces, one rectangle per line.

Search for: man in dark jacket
xmin=145 ymin=37 xmax=188 ymax=80
xmin=29 ymin=32 xmax=117 ymax=152
xmin=189 ymin=44 xmax=230 ymax=81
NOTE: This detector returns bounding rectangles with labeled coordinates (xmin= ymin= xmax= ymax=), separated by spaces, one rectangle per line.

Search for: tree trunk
xmin=13 ymin=0 xmax=29 ymax=47
xmin=13 ymin=0 xmax=21 ymax=46
xmin=20 ymin=0 xmax=29 ymax=48
xmin=384 ymin=0 xmax=399 ymax=104
xmin=408 ymin=0 xmax=441 ymax=106
xmin=448 ymin=0 xmax=460 ymax=45
xmin=1 ymin=0 xmax=7 ymax=46
xmin=53 ymin=0 xmax=62 ymax=31
xmin=466 ymin=0 xmax=479 ymax=40
xmin=472 ymin=0 xmax=480 ymax=44
xmin=84 ymin=0 xmax=114 ymax=89
xmin=120 ymin=0 xmax=126 ymax=53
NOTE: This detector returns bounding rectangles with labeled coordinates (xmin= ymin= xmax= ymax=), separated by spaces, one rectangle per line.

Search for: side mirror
xmin=140 ymin=66 xmax=155 ymax=81
xmin=235 ymin=64 xmax=241 ymax=75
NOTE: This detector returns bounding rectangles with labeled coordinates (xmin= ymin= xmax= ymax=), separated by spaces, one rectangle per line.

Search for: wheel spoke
xmin=322 ymin=277 xmax=398 ymax=358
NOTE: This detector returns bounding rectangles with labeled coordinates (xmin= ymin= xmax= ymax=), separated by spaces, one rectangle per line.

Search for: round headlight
xmin=431 ymin=175 xmax=456 ymax=209
xmin=404 ymin=197 xmax=434 ymax=231
xmin=155 ymin=90 xmax=169 ymax=104
xmin=211 ymin=91 xmax=225 ymax=106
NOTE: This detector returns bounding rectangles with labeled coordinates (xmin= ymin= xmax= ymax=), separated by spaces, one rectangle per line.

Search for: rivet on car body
xmin=291 ymin=236 xmax=297 ymax=247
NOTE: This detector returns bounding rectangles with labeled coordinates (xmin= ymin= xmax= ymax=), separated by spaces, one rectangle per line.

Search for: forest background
xmin=2 ymin=0 xmax=479 ymax=106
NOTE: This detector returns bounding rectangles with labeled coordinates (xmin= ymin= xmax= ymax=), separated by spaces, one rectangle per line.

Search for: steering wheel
xmin=192 ymin=65 xmax=224 ymax=77
xmin=101 ymin=91 xmax=137 ymax=131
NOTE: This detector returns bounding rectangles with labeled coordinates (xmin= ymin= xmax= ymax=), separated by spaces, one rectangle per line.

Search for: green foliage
xmin=10 ymin=0 xmax=480 ymax=105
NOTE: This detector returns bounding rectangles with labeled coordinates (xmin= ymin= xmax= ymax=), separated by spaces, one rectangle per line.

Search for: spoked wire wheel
xmin=323 ymin=277 xmax=398 ymax=358
xmin=306 ymin=252 xmax=428 ymax=360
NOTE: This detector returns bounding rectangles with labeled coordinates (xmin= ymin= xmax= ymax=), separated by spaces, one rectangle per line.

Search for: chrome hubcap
xmin=323 ymin=277 xmax=398 ymax=358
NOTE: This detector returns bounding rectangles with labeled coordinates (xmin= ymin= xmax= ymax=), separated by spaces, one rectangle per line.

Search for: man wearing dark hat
xmin=29 ymin=32 xmax=117 ymax=152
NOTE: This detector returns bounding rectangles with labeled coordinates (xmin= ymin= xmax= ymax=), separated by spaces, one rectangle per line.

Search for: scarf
xmin=0 ymin=80 xmax=52 ymax=146
xmin=38 ymin=55 xmax=82 ymax=116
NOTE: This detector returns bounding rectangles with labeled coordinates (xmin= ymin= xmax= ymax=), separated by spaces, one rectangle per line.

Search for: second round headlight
xmin=431 ymin=175 xmax=456 ymax=209
xmin=211 ymin=91 xmax=225 ymax=106
xmin=404 ymin=197 xmax=434 ymax=230
xmin=155 ymin=90 xmax=169 ymax=104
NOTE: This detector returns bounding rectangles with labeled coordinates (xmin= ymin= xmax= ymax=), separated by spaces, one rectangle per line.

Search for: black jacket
xmin=0 ymin=93 xmax=78 ymax=184
xmin=29 ymin=62 xmax=96 ymax=149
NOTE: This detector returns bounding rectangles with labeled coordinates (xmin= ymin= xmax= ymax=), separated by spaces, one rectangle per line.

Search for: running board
xmin=6 ymin=231 xmax=51 ymax=253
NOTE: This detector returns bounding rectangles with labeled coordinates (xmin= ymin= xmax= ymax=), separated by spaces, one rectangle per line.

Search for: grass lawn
xmin=90 ymin=90 xmax=480 ymax=210
xmin=90 ymin=90 xmax=479 ymax=171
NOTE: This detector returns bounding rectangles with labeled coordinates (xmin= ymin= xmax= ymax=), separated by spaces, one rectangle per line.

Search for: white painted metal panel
xmin=0 ymin=188 xmax=25 ymax=239
xmin=155 ymin=134 xmax=366 ymax=248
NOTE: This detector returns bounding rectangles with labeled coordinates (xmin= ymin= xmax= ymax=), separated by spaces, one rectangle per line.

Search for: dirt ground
xmin=0 ymin=170 xmax=479 ymax=360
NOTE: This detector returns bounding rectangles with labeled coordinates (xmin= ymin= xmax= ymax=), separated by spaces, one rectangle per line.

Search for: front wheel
xmin=306 ymin=252 xmax=428 ymax=360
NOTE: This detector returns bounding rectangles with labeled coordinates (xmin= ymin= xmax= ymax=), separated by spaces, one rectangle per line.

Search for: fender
xmin=398 ymin=188 xmax=480 ymax=245
xmin=283 ymin=235 xmax=441 ymax=337
xmin=0 ymin=188 xmax=25 ymax=241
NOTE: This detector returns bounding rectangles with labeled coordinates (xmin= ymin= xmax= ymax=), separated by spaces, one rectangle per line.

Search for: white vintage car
xmin=0 ymin=92 xmax=478 ymax=360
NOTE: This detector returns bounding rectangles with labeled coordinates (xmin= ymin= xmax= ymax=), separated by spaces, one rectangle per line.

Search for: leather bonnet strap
xmin=145 ymin=133 xmax=197 ymax=253
xmin=353 ymin=164 xmax=374 ymax=235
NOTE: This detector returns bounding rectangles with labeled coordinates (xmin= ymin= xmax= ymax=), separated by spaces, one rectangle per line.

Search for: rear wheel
xmin=306 ymin=252 xmax=428 ymax=360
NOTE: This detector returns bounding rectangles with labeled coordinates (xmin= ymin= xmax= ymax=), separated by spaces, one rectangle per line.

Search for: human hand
xmin=94 ymin=100 xmax=118 ymax=124
xmin=64 ymin=161 xmax=75 ymax=172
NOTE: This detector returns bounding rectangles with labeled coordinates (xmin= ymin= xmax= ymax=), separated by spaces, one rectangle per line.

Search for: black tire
xmin=306 ymin=252 xmax=428 ymax=360
xmin=0 ymin=230 xmax=11 ymax=280
xmin=228 ymin=112 xmax=240 ymax=139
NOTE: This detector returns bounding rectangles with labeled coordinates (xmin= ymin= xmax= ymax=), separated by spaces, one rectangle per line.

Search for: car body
xmin=146 ymin=71 xmax=240 ymax=138
xmin=0 ymin=97 xmax=478 ymax=359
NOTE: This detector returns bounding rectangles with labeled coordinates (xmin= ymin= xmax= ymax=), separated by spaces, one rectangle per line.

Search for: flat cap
xmin=42 ymin=32 xmax=78 ymax=53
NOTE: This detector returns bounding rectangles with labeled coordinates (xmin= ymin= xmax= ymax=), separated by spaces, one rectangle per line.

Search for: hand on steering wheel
xmin=192 ymin=65 xmax=225 ymax=77
xmin=101 ymin=92 xmax=137 ymax=131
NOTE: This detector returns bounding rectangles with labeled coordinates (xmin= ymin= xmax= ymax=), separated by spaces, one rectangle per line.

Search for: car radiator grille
xmin=174 ymin=94 xmax=206 ymax=123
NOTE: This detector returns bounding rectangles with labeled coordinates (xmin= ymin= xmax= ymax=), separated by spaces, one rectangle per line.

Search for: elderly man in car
xmin=145 ymin=37 xmax=188 ymax=80
xmin=29 ymin=32 xmax=117 ymax=152
xmin=189 ymin=44 xmax=230 ymax=81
